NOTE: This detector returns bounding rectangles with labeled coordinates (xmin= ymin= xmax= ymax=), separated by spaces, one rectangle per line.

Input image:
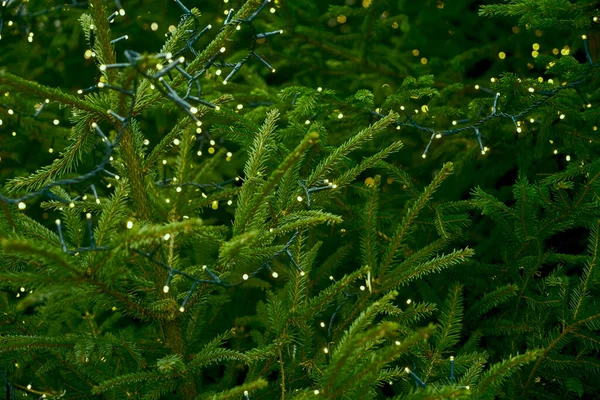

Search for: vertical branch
xmin=88 ymin=0 xmax=117 ymax=83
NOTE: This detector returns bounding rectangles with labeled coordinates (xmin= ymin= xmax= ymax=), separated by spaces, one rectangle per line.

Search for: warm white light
xmin=190 ymin=107 xmax=198 ymax=114
xmin=242 ymin=274 xmax=249 ymax=280
xmin=126 ymin=221 xmax=133 ymax=229
xmin=297 ymin=196 xmax=303 ymax=202
xmin=164 ymin=233 xmax=171 ymax=240
xmin=337 ymin=113 xmax=343 ymax=119
xmin=163 ymin=285 xmax=169 ymax=293
xmin=18 ymin=202 xmax=26 ymax=210
xmin=53 ymin=119 xmax=60 ymax=125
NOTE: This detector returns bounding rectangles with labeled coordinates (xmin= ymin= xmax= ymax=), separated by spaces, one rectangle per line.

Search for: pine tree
xmin=1 ymin=0 xmax=599 ymax=399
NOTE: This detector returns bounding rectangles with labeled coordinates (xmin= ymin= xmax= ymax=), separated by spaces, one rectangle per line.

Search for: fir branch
xmin=474 ymin=350 xmax=541 ymax=400
xmin=571 ymin=219 xmax=599 ymax=320
xmin=378 ymin=162 xmax=455 ymax=278
xmin=304 ymin=112 xmax=399 ymax=187
xmin=0 ymin=71 xmax=105 ymax=114
xmin=380 ymin=247 xmax=475 ymax=292
xmin=434 ymin=284 xmax=464 ymax=352
xmin=87 ymin=0 xmax=117 ymax=82
xmin=234 ymin=110 xmax=280 ymax=235
xmin=361 ymin=178 xmax=380 ymax=271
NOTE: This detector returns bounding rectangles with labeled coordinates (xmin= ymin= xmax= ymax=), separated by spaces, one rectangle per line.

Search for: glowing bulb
xmin=566 ymin=155 xmax=571 ymax=161
xmin=173 ymin=139 xmax=180 ymax=145
xmin=297 ymin=196 xmax=303 ymax=202
xmin=164 ymin=233 xmax=171 ymax=240
xmin=163 ymin=285 xmax=169 ymax=293
xmin=176 ymin=187 xmax=182 ymax=192
xmin=305 ymin=120 xmax=311 ymax=124
xmin=126 ymin=221 xmax=133 ymax=229
xmin=242 ymin=274 xmax=249 ymax=280
xmin=220 ymin=47 xmax=226 ymax=53
xmin=337 ymin=113 xmax=343 ymax=119
xmin=18 ymin=202 xmax=26 ymax=210
xmin=119 ymin=9 xmax=125 ymax=16
xmin=55 ymin=219 xmax=61 ymax=225
xmin=323 ymin=347 xmax=328 ymax=353
xmin=179 ymin=306 xmax=185 ymax=312
xmin=422 ymin=154 xmax=427 ymax=158
xmin=272 ymin=272 xmax=278 ymax=278
xmin=53 ymin=119 xmax=60 ymax=125
xmin=395 ymin=341 xmax=401 ymax=345
xmin=528 ymin=87 xmax=534 ymax=93
xmin=314 ymin=390 xmax=319 ymax=395
xmin=320 ymin=322 xmax=326 ymax=327
xmin=406 ymin=299 xmax=412 ymax=304
xmin=190 ymin=106 xmax=198 ymax=114
xmin=559 ymin=114 xmax=565 ymax=119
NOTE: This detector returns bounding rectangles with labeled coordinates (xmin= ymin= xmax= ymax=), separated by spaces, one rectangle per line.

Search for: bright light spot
xmin=190 ymin=106 xmax=198 ymax=114
xmin=151 ymin=22 xmax=158 ymax=31
xmin=127 ymin=221 xmax=133 ymax=229
xmin=242 ymin=274 xmax=249 ymax=280
xmin=337 ymin=113 xmax=343 ymax=119
xmin=498 ymin=52 xmax=506 ymax=59
xmin=566 ymin=155 xmax=571 ymax=161
xmin=163 ymin=285 xmax=169 ymax=293
xmin=173 ymin=139 xmax=180 ymax=145
xmin=559 ymin=114 xmax=565 ymax=119
xmin=164 ymin=233 xmax=171 ymax=240
xmin=53 ymin=119 xmax=60 ymax=125
xmin=406 ymin=299 xmax=412 ymax=304
xmin=297 ymin=196 xmax=303 ymax=202
xmin=528 ymin=87 xmax=534 ymax=93
xmin=18 ymin=202 xmax=26 ymax=210
xmin=314 ymin=390 xmax=319 ymax=395
xmin=323 ymin=347 xmax=329 ymax=353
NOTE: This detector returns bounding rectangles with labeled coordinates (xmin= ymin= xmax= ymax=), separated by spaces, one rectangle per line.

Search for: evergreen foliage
xmin=0 ymin=0 xmax=599 ymax=399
